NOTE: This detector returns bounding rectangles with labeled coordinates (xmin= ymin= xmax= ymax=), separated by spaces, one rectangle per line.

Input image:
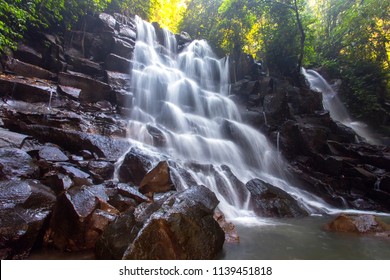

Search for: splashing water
xmin=302 ymin=68 xmax=380 ymax=145
xmin=123 ymin=17 xmax=334 ymax=222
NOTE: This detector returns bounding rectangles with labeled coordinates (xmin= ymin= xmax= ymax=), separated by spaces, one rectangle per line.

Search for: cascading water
xmin=124 ymin=17 xmax=332 ymax=221
xmin=302 ymin=68 xmax=380 ymax=145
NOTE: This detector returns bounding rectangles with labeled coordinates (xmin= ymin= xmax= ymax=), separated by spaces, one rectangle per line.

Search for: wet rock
xmin=263 ymin=92 xmax=290 ymax=123
xmin=379 ymin=175 xmax=390 ymax=193
xmin=115 ymin=90 xmax=134 ymax=108
xmin=60 ymin=164 xmax=92 ymax=187
xmin=0 ymin=180 xmax=56 ymax=259
xmin=98 ymin=13 xmax=117 ymax=32
xmin=58 ymin=72 xmax=111 ymax=103
xmin=118 ymin=147 xmax=157 ymax=185
xmin=0 ymin=128 xmax=30 ymax=149
xmin=14 ymin=44 xmax=42 ymax=66
xmin=58 ymin=85 xmax=81 ymax=100
xmin=105 ymin=53 xmax=132 ymax=73
xmin=325 ymin=214 xmax=390 ymax=236
xmin=48 ymin=184 xmax=116 ymax=251
xmin=87 ymin=161 xmax=115 ymax=182
xmin=0 ymin=148 xmax=38 ymax=179
xmin=139 ymin=161 xmax=175 ymax=198
xmin=113 ymin=37 xmax=134 ymax=58
xmin=106 ymin=71 xmax=131 ymax=90
xmin=146 ymin=124 xmax=167 ymax=147
xmin=41 ymin=172 xmax=73 ymax=193
xmin=95 ymin=209 xmax=139 ymax=259
xmin=246 ymin=178 xmax=308 ymax=218
xmin=96 ymin=185 xmax=224 ymax=260
xmin=0 ymin=74 xmax=56 ymax=103
xmin=38 ymin=146 xmax=69 ymax=162
xmin=18 ymin=125 xmax=130 ymax=162
xmin=214 ymin=210 xmax=239 ymax=243
xmin=65 ymin=54 xmax=104 ymax=77
xmin=4 ymin=57 xmax=56 ymax=80
xmin=119 ymin=26 xmax=136 ymax=40
xmin=117 ymin=183 xmax=149 ymax=203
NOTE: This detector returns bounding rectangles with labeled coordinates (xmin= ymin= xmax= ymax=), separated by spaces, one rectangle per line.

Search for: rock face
xmin=246 ymin=179 xmax=308 ymax=218
xmin=325 ymin=214 xmax=390 ymax=237
xmin=231 ymin=56 xmax=390 ymax=212
xmin=96 ymin=185 xmax=225 ymax=260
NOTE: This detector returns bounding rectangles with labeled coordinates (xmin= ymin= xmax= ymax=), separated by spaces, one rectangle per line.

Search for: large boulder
xmin=0 ymin=180 xmax=56 ymax=259
xmin=118 ymin=147 xmax=157 ymax=185
xmin=96 ymin=185 xmax=225 ymax=259
xmin=246 ymin=178 xmax=308 ymax=218
xmin=47 ymin=184 xmax=118 ymax=251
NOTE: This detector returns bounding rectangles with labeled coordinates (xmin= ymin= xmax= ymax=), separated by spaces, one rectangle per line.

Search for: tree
xmin=307 ymin=0 xmax=390 ymax=125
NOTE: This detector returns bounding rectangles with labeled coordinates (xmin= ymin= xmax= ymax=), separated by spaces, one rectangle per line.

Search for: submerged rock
xmin=96 ymin=185 xmax=225 ymax=259
xmin=325 ymin=214 xmax=390 ymax=237
xmin=246 ymin=178 xmax=308 ymax=218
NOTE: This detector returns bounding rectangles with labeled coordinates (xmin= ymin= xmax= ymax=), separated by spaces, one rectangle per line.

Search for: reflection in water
xmin=220 ymin=216 xmax=390 ymax=260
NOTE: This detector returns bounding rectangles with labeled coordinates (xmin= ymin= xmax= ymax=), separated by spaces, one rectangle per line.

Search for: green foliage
xmin=306 ymin=0 xmax=390 ymax=125
xmin=0 ymin=0 xmax=111 ymax=53
xmin=107 ymin=0 xmax=156 ymax=20
xmin=179 ymin=0 xmax=222 ymax=44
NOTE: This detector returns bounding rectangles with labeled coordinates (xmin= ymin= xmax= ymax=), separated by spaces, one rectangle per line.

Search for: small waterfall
xmin=123 ymin=17 xmax=332 ymax=219
xmin=302 ymin=68 xmax=380 ymax=145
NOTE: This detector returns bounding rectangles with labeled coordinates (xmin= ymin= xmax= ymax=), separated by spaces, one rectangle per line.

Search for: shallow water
xmin=219 ymin=216 xmax=390 ymax=260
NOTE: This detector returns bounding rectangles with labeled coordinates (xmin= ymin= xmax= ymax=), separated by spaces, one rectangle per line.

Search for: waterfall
xmin=124 ymin=17 xmax=332 ymax=220
xmin=302 ymin=68 xmax=380 ymax=145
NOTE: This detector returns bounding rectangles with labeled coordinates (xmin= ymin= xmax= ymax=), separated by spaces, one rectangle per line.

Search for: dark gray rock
xmin=96 ymin=185 xmax=224 ymax=260
xmin=113 ymin=37 xmax=134 ymax=59
xmin=246 ymin=178 xmax=308 ymax=218
xmin=117 ymin=183 xmax=149 ymax=203
xmin=4 ymin=57 xmax=56 ymax=80
xmin=48 ymin=184 xmax=117 ymax=251
xmin=0 ymin=74 xmax=56 ymax=103
xmin=0 ymin=128 xmax=30 ymax=149
xmin=87 ymin=160 xmax=115 ymax=182
xmin=106 ymin=71 xmax=131 ymax=89
xmin=65 ymin=54 xmax=104 ymax=77
xmin=118 ymin=147 xmax=157 ymax=185
xmin=38 ymin=146 xmax=69 ymax=162
xmin=0 ymin=180 xmax=56 ymax=259
xmin=0 ymin=148 xmax=38 ymax=179
xmin=58 ymin=72 xmax=111 ymax=103
xmin=105 ymin=53 xmax=132 ymax=73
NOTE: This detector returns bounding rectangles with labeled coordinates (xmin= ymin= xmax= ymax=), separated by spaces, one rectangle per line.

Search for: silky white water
xmin=125 ymin=17 xmax=335 ymax=221
xmin=302 ymin=68 xmax=380 ymax=145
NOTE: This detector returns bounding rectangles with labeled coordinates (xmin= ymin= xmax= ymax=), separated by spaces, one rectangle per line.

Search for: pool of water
xmin=219 ymin=215 xmax=390 ymax=260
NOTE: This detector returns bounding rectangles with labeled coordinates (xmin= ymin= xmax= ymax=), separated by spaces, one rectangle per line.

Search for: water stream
xmin=302 ymin=68 xmax=380 ymax=145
